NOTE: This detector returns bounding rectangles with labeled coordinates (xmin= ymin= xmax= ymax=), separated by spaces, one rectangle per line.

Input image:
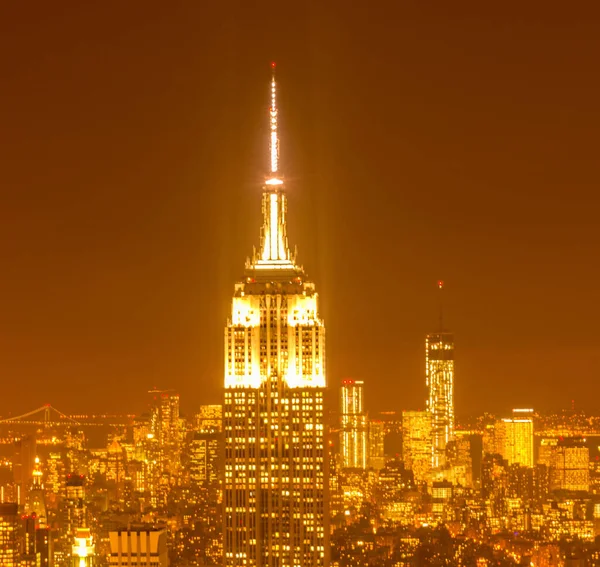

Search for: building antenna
xmin=437 ymin=280 xmax=444 ymax=332
xmin=269 ymin=61 xmax=279 ymax=176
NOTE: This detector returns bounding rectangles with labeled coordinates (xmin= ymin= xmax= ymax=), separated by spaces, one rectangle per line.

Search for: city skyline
xmin=2 ymin=3 xmax=600 ymax=417
xmin=1 ymin=5 xmax=600 ymax=564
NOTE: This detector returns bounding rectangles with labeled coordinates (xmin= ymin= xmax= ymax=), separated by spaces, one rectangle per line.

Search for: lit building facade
xmin=368 ymin=419 xmax=386 ymax=470
xmin=196 ymin=404 xmax=223 ymax=432
xmin=148 ymin=388 xmax=182 ymax=474
xmin=538 ymin=437 xmax=558 ymax=467
xmin=0 ymin=503 xmax=19 ymax=567
xmin=550 ymin=438 xmax=590 ymax=492
xmin=65 ymin=474 xmax=86 ymax=538
xmin=108 ymin=527 xmax=168 ymax=566
xmin=496 ymin=409 xmax=534 ymax=468
xmin=425 ymin=331 xmax=454 ymax=469
xmin=223 ymin=65 xmax=328 ymax=567
xmin=22 ymin=514 xmax=37 ymax=567
xmin=402 ymin=411 xmax=432 ymax=485
xmin=190 ymin=430 xmax=221 ymax=487
xmin=36 ymin=527 xmax=53 ymax=567
xmin=24 ymin=456 xmax=47 ymax=528
xmin=13 ymin=435 xmax=36 ymax=502
xmin=72 ymin=527 xmax=95 ymax=567
xmin=45 ymin=451 xmax=65 ymax=501
xmin=340 ymin=380 xmax=368 ymax=469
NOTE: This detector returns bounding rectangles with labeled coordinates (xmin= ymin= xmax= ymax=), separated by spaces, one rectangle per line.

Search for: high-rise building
xmin=190 ymin=430 xmax=221 ymax=488
xmin=148 ymin=389 xmax=181 ymax=471
xmin=538 ymin=437 xmax=559 ymax=467
xmin=445 ymin=432 xmax=474 ymax=487
xmin=0 ymin=503 xmax=19 ymax=566
xmin=22 ymin=513 xmax=52 ymax=567
xmin=13 ymin=435 xmax=36 ymax=502
xmin=24 ymin=456 xmax=48 ymax=529
xmin=425 ymin=329 xmax=454 ymax=469
xmin=196 ymin=404 xmax=223 ymax=432
xmin=328 ymin=451 xmax=344 ymax=522
xmin=402 ymin=411 xmax=432 ymax=485
xmin=340 ymin=380 xmax=368 ymax=469
xmin=223 ymin=64 xmax=328 ymax=567
xmin=71 ymin=527 xmax=95 ymax=567
xmin=149 ymin=389 xmax=181 ymax=443
xmin=368 ymin=419 xmax=386 ymax=470
xmin=45 ymin=452 xmax=66 ymax=502
xmin=36 ymin=527 xmax=53 ymax=567
xmin=550 ymin=438 xmax=590 ymax=492
xmin=22 ymin=514 xmax=37 ymax=567
xmin=495 ymin=409 xmax=534 ymax=468
xmin=108 ymin=527 xmax=167 ymax=566
xmin=65 ymin=474 xmax=86 ymax=538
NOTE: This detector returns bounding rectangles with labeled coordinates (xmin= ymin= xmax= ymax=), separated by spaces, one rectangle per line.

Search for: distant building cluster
xmin=0 ymin=397 xmax=223 ymax=566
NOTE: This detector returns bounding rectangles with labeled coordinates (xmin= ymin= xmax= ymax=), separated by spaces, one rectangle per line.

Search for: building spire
xmin=270 ymin=62 xmax=279 ymax=175
xmin=248 ymin=63 xmax=296 ymax=270
xmin=438 ymin=280 xmax=444 ymax=332
xmin=266 ymin=62 xmax=283 ymax=186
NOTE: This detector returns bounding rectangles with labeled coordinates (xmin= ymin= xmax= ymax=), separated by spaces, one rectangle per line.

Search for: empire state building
xmin=223 ymin=65 xmax=329 ymax=567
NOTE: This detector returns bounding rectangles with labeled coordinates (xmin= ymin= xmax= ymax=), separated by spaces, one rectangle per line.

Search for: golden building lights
xmin=402 ymin=411 xmax=432 ymax=485
xmin=71 ymin=528 xmax=95 ymax=567
xmin=340 ymin=380 xmax=368 ymax=469
xmin=223 ymin=64 xmax=328 ymax=567
xmin=495 ymin=409 xmax=534 ymax=468
xmin=0 ymin=503 xmax=19 ymax=567
xmin=425 ymin=331 xmax=454 ymax=469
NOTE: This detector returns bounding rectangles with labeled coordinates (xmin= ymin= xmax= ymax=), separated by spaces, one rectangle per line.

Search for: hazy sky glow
xmin=1 ymin=2 xmax=599 ymax=416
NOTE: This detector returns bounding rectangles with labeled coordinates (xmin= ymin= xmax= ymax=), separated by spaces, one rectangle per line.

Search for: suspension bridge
xmin=0 ymin=404 xmax=134 ymax=427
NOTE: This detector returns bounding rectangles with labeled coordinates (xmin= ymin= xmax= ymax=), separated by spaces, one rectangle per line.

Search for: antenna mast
xmin=269 ymin=62 xmax=279 ymax=175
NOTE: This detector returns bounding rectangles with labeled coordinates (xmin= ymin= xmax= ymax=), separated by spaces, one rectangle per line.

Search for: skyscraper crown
xmin=247 ymin=64 xmax=300 ymax=274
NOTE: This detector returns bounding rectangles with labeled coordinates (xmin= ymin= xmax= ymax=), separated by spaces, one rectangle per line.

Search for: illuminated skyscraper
xmin=495 ymin=409 xmax=534 ymax=468
xmin=340 ymin=380 xmax=368 ymax=469
xmin=108 ymin=527 xmax=167 ymax=566
xmin=13 ymin=435 xmax=36 ymax=503
xmin=22 ymin=514 xmax=37 ymax=567
xmin=24 ymin=456 xmax=47 ymax=528
xmin=71 ymin=527 xmax=95 ymax=567
xmin=190 ymin=430 xmax=221 ymax=487
xmin=223 ymin=64 xmax=328 ymax=567
xmin=538 ymin=437 xmax=558 ymax=467
xmin=196 ymin=404 xmax=223 ymax=432
xmin=149 ymin=389 xmax=181 ymax=444
xmin=402 ymin=410 xmax=432 ymax=485
xmin=149 ymin=389 xmax=181 ymax=468
xmin=36 ymin=527 xmax=53 ymax=567
xmin=45 ymin=452 xmax=65 ymax=501
xmin=550 ymin=438 xmax=590 ymax=492
xmin=65 ymin=474 xmax=86 ymax=539
xmin=425 ymin=282 xmax=454 ymax=470
xmin=0 ymin=503 xmax=19 ymax=566
xmin=368 ymin=419 xmax=386 ymax=470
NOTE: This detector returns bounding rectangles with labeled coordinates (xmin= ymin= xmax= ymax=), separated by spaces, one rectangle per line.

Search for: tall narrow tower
xmin=223 ymin=64 xmax=328 ymax=567
xmin=426 ymin=281 xmax=455 ymax=470
xmin=340 ymin=380 xmax=368 ymax=469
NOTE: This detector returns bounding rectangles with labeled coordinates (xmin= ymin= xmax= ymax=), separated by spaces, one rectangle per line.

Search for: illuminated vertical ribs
xmin=223 ymin=64 xmax=328 ymax=567
xmin=340 ymin=380 xmax=368 ymax=469
xmin=270 ymin=62 xmax=279 ymax=175
xmin=426 ymin=332 xmax=454 ymax=469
